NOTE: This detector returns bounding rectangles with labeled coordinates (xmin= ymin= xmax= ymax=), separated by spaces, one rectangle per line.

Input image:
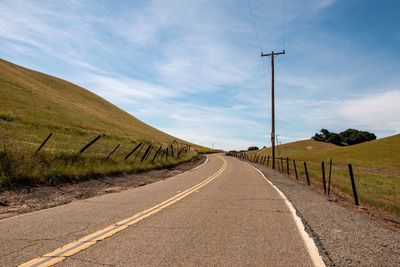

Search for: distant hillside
xmin=0 ymin=59 xmax=210 ymax=184
xmin=259 ymin=134 xmax=400 ymax=169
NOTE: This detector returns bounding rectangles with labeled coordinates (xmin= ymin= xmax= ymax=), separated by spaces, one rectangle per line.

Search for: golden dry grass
xmin=0 ymin=59 xmax=212 ymax=185
xmin=243 ymin=135 xmax=400 ymax=216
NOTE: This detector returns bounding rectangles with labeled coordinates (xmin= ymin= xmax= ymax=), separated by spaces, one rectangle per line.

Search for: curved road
xmin=1 ymin=154 xmax=324 ymax=266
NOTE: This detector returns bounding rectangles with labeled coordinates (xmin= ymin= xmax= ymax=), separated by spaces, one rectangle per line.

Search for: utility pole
xmin=261 ymin=49 xmax=285 ymax=170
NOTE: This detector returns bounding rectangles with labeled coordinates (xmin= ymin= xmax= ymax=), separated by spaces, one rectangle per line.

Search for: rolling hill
xmin=245 ymin=135 xmax=400 ymax=216
xmin=0 ymin=58 xmax=193 ymax=143
xmin=0 ymin=58 xmax=210 ymax=184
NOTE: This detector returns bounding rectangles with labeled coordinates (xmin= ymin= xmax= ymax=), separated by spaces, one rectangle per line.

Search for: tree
xmin=327 ymin=133 xmax=344 ymax=146
xmin=248 ymin=146 xmax=259 ymax=151
xmin=339 ymin=128 xmax=376 ymax=145
xmin=311 ymin=128 xmax=376 ymax=146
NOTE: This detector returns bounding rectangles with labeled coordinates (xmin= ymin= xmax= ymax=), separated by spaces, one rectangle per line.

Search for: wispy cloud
xmin=1 ymin=0 xmax=399 ymax=150
xmin=339 ymin=89 xmax=400 ymax=133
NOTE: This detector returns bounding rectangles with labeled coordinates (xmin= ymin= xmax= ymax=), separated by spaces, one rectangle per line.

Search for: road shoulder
xmin=250 ymin=162 xmax=400 ymax=267
xmin=0 ymin=155 xmax=206 ymax=220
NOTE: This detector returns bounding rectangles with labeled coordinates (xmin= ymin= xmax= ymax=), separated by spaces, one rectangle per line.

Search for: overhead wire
xmin=247 ymin=0 xmax=263 ymax=54
xmin=246 ymin=0 xmax=270 ymax=138
xmin=245 ymin=0 xmax=287 ymax=141
xmin=282 ymin=0 xmax=286 ymax=50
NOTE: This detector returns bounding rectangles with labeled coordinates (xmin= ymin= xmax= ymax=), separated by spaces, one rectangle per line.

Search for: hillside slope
xmin=0 ymin=59 xmax=184 ymax=143
xmin=258 ymin=135 xmax=400 ymax=170
xmin=247 ymin=136 xmax=400 ymax=216
xmin=0 ymin=59 xmax=208 ymax=184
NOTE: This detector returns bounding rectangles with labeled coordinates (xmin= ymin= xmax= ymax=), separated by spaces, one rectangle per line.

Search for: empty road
xmin=1 ymin=154 xmax=324 ymax=266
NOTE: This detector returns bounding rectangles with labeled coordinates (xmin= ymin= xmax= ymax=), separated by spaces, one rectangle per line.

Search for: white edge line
xmin=250 ymin=165 xmax=326 ymax=267
xmin=1 ymin=156 xmax=210 ymax=223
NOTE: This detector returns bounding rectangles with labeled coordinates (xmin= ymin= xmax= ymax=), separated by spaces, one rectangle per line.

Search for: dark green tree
xmin=311 ymin=128 xmax=376 ymax=146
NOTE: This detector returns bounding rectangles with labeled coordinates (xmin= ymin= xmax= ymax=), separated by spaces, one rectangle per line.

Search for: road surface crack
xmin=1 ymin=222 xmax=91 ymax=258
xmin=0 ymin=242 xmax=41 ymax=257
xmin=69 ymin=257 xmax=116 ymax=266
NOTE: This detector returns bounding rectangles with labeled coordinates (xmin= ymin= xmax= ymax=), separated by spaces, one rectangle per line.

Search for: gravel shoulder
xmin=0 ymin=155 xmax=206 ymax=220
xmin=250 ymin=161 xmax=400 ymax=267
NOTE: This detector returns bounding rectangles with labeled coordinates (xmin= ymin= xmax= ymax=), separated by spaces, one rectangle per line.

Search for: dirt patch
xmin=0 ymin=155 xmax=206 ymax=220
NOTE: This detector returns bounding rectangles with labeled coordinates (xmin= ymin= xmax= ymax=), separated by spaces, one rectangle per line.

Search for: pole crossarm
xmin=261 ymin=49 xmax=285 ymax=57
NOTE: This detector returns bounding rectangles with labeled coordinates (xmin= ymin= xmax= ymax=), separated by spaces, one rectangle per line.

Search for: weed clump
xmin=0 ymin=113 xmax=15 ymax=122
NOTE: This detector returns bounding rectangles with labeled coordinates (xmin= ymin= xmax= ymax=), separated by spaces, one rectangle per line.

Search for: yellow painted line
xmin=19 ymin=257 xmax=64 ymax=267
xmin=44 ymin=241 xmax=97 ymax=257
xmin=19 ymin=156 xmax=227 ymax=267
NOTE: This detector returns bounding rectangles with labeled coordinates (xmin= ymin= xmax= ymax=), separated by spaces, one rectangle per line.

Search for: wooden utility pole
xmin=261 ymin=50 xmax=285 ymax=169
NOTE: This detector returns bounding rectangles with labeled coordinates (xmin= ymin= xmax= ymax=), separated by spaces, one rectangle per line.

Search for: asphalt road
xmin=0 ymin=154 xmax=324 ymax=266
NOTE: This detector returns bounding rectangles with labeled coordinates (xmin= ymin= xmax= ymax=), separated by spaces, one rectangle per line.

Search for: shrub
xmin=0 ymin=113 xmax=15 ymax=122
xmin=312 ymin=128 xmax=376 ymax=146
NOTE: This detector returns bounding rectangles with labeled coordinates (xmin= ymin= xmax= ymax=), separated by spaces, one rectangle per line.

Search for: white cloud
xmin=276 ymin=89 xmax=400 ymax=141
xmin=339 ymin=90 xmax=400 ymax=132
xmin=81 ymin=74 xmax=178 ymax=103
xmin=2 ymin=0 xmax=398 ymax=151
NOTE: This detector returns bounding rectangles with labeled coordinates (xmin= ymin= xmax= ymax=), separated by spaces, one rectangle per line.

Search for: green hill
xmin=247 ymin=135 xmax=400 ymax=216
xmin=0 ymin=59 xmax=210 ymax=184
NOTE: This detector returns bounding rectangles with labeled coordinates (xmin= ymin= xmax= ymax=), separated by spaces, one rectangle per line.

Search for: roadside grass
xmin=0 ymin=59 xmax=213 ymax=186
xmin=244 ymin=135 xmax=400 ymax=217
xmin=0 ymin=119 xmax=199 ymax=186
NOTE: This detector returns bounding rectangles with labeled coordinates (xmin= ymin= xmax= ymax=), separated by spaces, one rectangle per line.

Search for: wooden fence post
xmin=328 ymin=159 xmax=333 ymax=196
xmin=125 ymin=143 xmax=142 ymax=160
xmin=286 ymin=157 xmax=290 ymax=175
xmin=79 ymin=135 xmax=101 ymax=154
xmin=293 ymin=160 xmax=298 ymax=180
xmin=36 ymin=133 xmax=53 ymax=153
xmin=152 ymin=146 xmax=162 ymax=162
xmin=106 ymin=144 xmax=120 ymax=159
xmin=322 ymin=161 xmax=327 ymax=194
xmin=348 ymin=164 xmax=359 ymax=206
xmin=145 ymin=146 xmax=153 ymax=160
xmin=141 ymin=145 xmax=152 ymax=162
xmin=304 ymin=162 xmax=310 ymax=186
xmin=134 ymin=144 xmax=145 ymax=159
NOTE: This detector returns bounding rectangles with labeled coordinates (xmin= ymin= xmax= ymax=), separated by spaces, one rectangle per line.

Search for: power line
xmin=247 ymin=0 xmax=263 ymax=53
xmin=282 ymin=0 xmax=286 ymax=49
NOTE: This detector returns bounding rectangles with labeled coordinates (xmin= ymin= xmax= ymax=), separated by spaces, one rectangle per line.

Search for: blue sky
xmin=1 ymin=0 xmax=399 ymax=150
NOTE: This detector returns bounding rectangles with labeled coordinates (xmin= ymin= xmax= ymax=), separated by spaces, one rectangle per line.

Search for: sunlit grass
xmin=0 ymin=59 xmax=213 ymax=185
xmin=0 ymin=121 xmax=199 ymax=185
xmin=243 ymin=136 xmax=400 ymax=217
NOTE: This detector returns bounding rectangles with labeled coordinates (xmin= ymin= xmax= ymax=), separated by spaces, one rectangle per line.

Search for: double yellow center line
xmin=20 ymin=156 xmax=227 ymax=267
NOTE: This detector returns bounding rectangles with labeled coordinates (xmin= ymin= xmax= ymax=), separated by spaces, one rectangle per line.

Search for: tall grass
xmin=241 ymin=137 xmax=400 ymax=217
xmin=0 ymin=121 xmax=200 ymax=186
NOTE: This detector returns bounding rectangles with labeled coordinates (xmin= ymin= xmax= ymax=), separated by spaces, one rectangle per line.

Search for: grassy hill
xmin=246 ymin=135 xmax=400 ymax=216
xmin=0 ymin=59 xmax=211 ymax=185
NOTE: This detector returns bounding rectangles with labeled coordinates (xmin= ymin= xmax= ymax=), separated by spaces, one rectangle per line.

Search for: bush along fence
xmin=226 ymin=151 xmax=360 ymax=207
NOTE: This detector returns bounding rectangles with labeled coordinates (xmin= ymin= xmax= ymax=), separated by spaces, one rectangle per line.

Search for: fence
xmin=226 ymin=151 xmax=360 ymax=206
xmin=33 ymin=133 xmax=193 ymax=164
